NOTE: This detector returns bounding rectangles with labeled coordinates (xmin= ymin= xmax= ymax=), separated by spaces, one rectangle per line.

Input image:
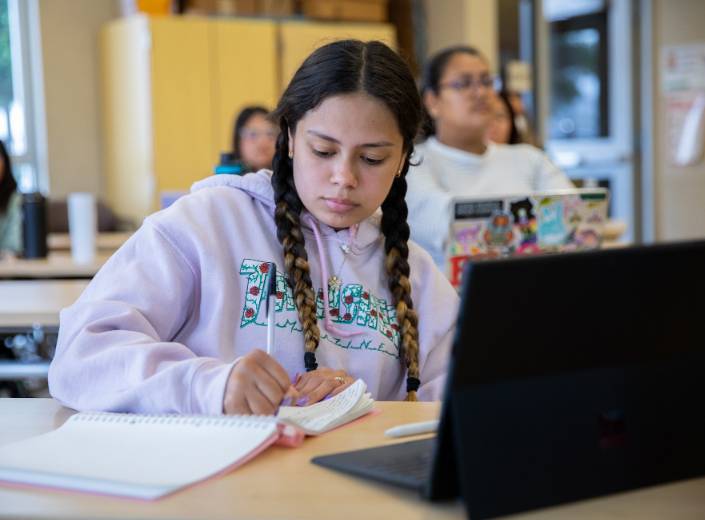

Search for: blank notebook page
xmin=0 ymin=412 xmax=279 ymax=499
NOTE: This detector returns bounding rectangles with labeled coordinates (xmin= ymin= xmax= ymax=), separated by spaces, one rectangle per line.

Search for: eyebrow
xmin=306 ymin=130 xmax=395 ymax=148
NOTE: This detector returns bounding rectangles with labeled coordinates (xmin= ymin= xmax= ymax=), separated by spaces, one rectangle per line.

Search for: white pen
xmin=266 ymin=262 xmax=277 ymax=356
xmin=384 ymin=419 xmax=439 ymax=438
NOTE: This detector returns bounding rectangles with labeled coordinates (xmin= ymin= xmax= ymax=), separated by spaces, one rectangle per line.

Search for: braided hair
xmin=270 ymin=40 xmax=423 ymax=400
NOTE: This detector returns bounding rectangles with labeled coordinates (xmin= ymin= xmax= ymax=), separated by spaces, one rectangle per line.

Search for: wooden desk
xmin=0 ymin=280 xmax=88 ymax=328
xmin=0 ymin=400 xmax=459 ymax=519
xmin=0 ymin=280 xmax=87 ymax=381
xmin=47 ymin=232 xmax=132 ymax=252
xmin=0 ymin=251 xmax=110 ymax=279
xmin=1 ymin=400 xmax=705 ymax=520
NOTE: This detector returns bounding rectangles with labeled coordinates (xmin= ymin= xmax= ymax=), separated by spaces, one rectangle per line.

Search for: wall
xmin=650 ymin=0 xmax=705 ymax=240
xmin=423 ymin=0 xmax=498 ymax=71
xmin=39 ymin=0 xmax=119 ymax=198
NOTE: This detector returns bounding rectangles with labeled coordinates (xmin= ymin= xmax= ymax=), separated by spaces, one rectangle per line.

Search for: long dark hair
xmin=270 ymin=39 xmax=423 ymax=401
xmin=496 ymin=90 xmax=522 ymax=144
xmin=419 ymin=45 xmax=486 ymax=138
xmin=0 ymin=140 xmax=18 ymax=214
xmin=231 ymin=105 xmax=269 ymax=160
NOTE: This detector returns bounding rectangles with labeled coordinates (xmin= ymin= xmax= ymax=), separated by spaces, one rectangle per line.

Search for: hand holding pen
xmin=222 ymin=262 xmax=299 ymax=415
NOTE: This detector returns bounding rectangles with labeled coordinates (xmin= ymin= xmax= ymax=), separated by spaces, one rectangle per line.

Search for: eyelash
xmin=312 ymin=149 xmax=385 ymax=166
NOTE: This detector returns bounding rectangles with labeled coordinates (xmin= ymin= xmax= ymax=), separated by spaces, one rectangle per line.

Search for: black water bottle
xmin=21 ymin=192 xmax=48 ymax=259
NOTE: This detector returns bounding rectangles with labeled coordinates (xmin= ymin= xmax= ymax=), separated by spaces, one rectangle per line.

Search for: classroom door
xmin=536 ymin=0 xmax=637 ymax=242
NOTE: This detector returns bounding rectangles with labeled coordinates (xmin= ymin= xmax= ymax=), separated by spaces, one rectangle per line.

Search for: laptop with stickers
xmin=312 ymin=240 xmax=705 ymax=519
xmin=445 ymin=188 xmax=609 ymax=289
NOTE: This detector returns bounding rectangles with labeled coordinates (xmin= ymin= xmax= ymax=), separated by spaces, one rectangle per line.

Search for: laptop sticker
xmin=537 ymin=197 xmax=567 ymax=247
xmin=509 ymin=198 xmax=540 ymax=254
xmin=447 ymin=220 xmax=495 ymax=288
xmin=571 ymin=194 xmax=608 ymax=249
xmin=483 ymin=210 xmax=515 ymax=253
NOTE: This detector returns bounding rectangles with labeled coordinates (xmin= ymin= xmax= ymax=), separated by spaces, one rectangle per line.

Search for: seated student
xmin=0 ymin=139 xmax=22 ymax=254
xmin=486 ymin=90 xmax=522 ymax=145
xmin=406 ymin=45 xmax=573 ymax=268
xmin=230 ymin=105 xmax=278 ymax=173
xmin=48 ymin=40 xmax=458 ymax=416
xmin=503 ymin=89 xmax=540 ymax=147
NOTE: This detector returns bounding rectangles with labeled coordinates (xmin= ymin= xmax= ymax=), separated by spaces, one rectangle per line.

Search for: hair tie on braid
xmin=304 ymin=352 xmax=318 ymax=372
xmin=406 ymin=377 xmax=420 ymax=393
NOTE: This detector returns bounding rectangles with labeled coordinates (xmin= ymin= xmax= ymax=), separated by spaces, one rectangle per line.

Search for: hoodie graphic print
xmin=240 ymin=258 xmax=400 ymax=357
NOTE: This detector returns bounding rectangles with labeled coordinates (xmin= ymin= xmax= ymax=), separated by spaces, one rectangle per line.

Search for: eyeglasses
xmin=239 ymin=128 xmax=278 ymax=141
xmin=439 ymin=74 xmax=495 ymax=92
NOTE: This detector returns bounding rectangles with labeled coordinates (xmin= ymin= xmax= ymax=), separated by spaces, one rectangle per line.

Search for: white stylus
xmin=384 ymin=419 xmax=439 ymax=438
xmin=266 ymin=262 xmax=277 ymax=356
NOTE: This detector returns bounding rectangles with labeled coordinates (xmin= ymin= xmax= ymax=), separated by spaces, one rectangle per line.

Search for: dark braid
xmin=381 ymin=153 xmax=421 ymax=401
xmin=271 ymin=121 xmax=321 ymax=371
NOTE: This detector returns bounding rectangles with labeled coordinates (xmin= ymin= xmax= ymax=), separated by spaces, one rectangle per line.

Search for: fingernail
xmin=281 ymin=396 xmax=293 ymax=407
xmin=296 ymin=397 xmax=308 ymax=406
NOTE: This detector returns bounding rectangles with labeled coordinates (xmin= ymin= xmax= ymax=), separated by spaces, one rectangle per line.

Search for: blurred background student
xmin=486 ymin=90 xmax=522 ymax=145
xmin=230 ymin=105 xmax=278 ymax=173
xmin=0 ymin=139 xmax=22 ymax=254
xmin=406 ymin=45 xmax=573 ymax=268
xmin=503 ymin=90 xmax=539 ymax=147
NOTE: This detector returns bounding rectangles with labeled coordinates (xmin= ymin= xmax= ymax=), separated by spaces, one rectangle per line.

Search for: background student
xmin=486 ymin=90 xmax=522 ymax=145
xmin=503 ymin=89 xmax=540 ymax=146
xmin=406 ymin=45 xmax=573 ymax=267
xmin=49 ymin=39 xmax=458 ymax=417
xmin=230 ymin=105 xmax=278 ymax=173
xmin=0 ymin=139 xmax=22 ymax=254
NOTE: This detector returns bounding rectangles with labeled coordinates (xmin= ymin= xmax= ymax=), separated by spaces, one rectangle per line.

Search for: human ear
xmin=287 ymin=128 xmax=295 ymax=157
xmin=396 ymin=152 xmax=408 ymax=177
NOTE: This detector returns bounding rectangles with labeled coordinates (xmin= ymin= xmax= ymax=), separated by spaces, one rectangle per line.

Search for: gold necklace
xmin=328 ymin=244 xmax=351 ymax=291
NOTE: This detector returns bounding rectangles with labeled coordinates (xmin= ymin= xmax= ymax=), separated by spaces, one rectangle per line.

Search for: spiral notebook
xmin=0 ymin=379 xmax=373 ymax=500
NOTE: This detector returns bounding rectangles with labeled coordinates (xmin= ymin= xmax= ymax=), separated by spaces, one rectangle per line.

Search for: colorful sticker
xmin=537 ymin=197 xmax=568 ymax=246
xmin=483 ymin=210 xmax=515 ymax=251
xmin=509 ymin=198 xmax=539 ymax=254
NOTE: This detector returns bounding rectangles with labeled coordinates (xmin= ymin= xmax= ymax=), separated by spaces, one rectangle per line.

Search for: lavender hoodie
xmin=49 ymin=171 xmax=459 ymax=415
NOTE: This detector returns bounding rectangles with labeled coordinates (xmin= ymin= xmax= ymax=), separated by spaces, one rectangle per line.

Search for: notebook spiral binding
xmin=71 ymin=412 xmax=278 ymax=429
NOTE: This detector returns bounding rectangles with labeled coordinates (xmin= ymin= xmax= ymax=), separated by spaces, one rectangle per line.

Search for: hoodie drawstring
xmin=303 ymin=214 xmax=362 ymax=339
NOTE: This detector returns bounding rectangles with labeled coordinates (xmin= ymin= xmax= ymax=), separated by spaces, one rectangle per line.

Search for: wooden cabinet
xmin=101 ymin=16 xmax=278 ymax=223
xmin=101 ymin=16 xmax=394 ymax=223
xmin=279 ymin=21 xmax=396 ymax=91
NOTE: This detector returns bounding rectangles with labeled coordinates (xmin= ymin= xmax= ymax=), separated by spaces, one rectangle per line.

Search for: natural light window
xmin=0 ymin=0 xmax=45 ymax=192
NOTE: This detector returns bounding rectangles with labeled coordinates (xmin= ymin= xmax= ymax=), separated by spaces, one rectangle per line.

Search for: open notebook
xmin=0 ymin=379 xmax=373 ymax=499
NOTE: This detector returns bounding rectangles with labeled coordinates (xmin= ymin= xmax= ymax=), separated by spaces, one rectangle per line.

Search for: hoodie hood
xmin=191 ymin=170 xmax=383 ymax=254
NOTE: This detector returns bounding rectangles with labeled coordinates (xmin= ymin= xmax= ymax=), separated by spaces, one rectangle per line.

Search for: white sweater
xmin=406 ymin=137 xmax=574 ymax=267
